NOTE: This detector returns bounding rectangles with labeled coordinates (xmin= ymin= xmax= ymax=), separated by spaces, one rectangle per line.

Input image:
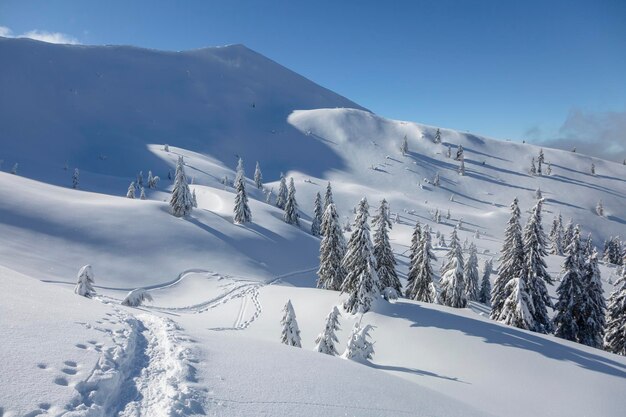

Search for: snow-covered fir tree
xmin=591 ymin=162 xmax=596 ymax=175
xmin=147 ymin=170 xmax=159 ymax=188
xmin=169 ymin=156 xmax=194 ymax=217
xmin=549 ymin=215 xmax=564 ymax=255
xmin=455 ymin=144 xmax=464 ymax=161
xmin=233 ymin=158 xmax=252 ymax=224
xmin=136 ymin=171 xmax=143 ymax=188
xmin=563 ymin=219 xmax=574 ymax=251
xmin=553 ymin=226 xmax=585 ymax=342
xmin=583 ymin=233 xmax=594 ymax=257
xmin=433 ymin=172 xmax=440 ymax=187
xmin=439 ymin=228 xmax=467 ymax=308
xmin=534 ymin=187 xmax=542 ymax=199
xmin=163 ymin=144 xmax=169 ymax=152
xmin=603 ymin=237 xmax=623 ymax=265
xmin=446 ymin=208 xmax=451 ymax=219
xmin=324 ymin=182 xmax=334 ymax=211
xmin=458 ymin=155 xmax=465 ymax=176
xmin=521 ymin=198 xmax=553 ymax=333
xmin=126 ymin=181 xmax=136 ymax=199
xmin=596 ymin=200 xmax=604 ymax=216
xmin=280 ymin=300 xmax=302 ymax=347
xmin=317 ymin=203 xmax=346 ymax=290
xmin=341 ymin=198 xmax=381 ymax=314
xmin=372 ymin=199 xmax=401 ymax=295
xmin=434 ymin=128 xmax=442 ymax=144
xmin=314 ymin=306 xmax=341 ymax=355
xmin=464 ymin=242 xmax=480 ymax=301
xmin=478 ymin=259 xmax=493 ymax=305
xmin=74 ymin=265 xmax=95 ymax=297
xmin=139 ymin=187 xmax=146 ymax=200
xmin=530 ymin=157 xmax=537 ymax=176
xmin=537 ymin=149 xmax=544 ymax=175
xmin=546 ymin=162 xmax=552 ymax=175
xmin=499 ymin=275 xmax=535 ymax=330
xmin=283 ymin=178 xmax=300 ymax=226
xmin=604 ymin=262 xmax=626 ymax=355
xmin=438 ymin=233 xmax=447 ymax=247
xmin=276 ymin=173 xmax=288 ymax=209
xmin=72 ymin=168 xmax=79 ymax=189
xmin=491 ymin=198 xmax=524 ymax=320
xmin=122 ymin=288 xmax=153 ymax=307
xmin=446 ymin=145 xmax=452 ymax=158
xmin=342 ymin=322 xmax=375 ymax=362
xmin=578 ymin=249 xmax=605 ymax=348
xmin=254 ymin=161 xmax=263 ymax=189
xmin=405 ymin=225 xmax=437 ymax=302
xmin=265 ymin=187 xmax=273 ymax=204
xmin=401 ymin=135 xmax=409 ymax=155
xmin=311 ymin=192 xmax=323 ymax=237
xmin=10 ymin=163 xmax=18 ymax=175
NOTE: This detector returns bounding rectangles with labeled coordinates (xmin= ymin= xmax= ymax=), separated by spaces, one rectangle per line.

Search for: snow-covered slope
xmin=1 ymin=38 xmax=626 ymax=417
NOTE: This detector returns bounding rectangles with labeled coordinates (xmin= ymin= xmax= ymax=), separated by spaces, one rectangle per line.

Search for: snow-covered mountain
xmin=1 ymin=37 xmax=625 ymax=417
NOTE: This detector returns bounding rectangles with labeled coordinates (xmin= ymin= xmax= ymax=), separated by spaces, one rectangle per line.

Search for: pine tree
xmin=342 ymin=322 xmax=375 ymax=362
xmin=458 ymin=155 xmax=465 ymax=176
xmin=169 ymin=156 xmax=194 ymax=217
xmin=280 ymin=300 xmax=302 ymax=347
xmin=311 ymin=192 xmax=323 ymax=237
xmin=401 ymin=135 xmax=409 ymax=155
xmin=137 ymin=171 xmax=144 ymax=188
xmin=537 ymin=149 xmax=544 ymax=175
xmin=317 ymin=203 xmax=346 ymax=290
xmin=191 ymin=189 xmax=198 ymax=207
xmin=546 ymin=162 xmax=552 ymax=175
xmin=455 ymin=145 xmax=464 ymax=161
xmin=438 ymin=233 xmax=447 ymax=247
xmin=583 ymin=233 xmax=594 ymax=257
xmin=254 ymin=161 xmax=263 ymax=189
xmin=591 ymin=163 xmax=596 ymax=175
xmin=324 ymin=182 xmax=334 ymax=211
xmin=72 ymin=168 xmax=79 ymax=189
xmin=122 ymin=288 xmax=153 ymax=307
xmin=534 ymin=187 xmax=542 ymax=199
xmin=233 ymin=158 xmax=252 ymax=224
xmin=372 ymin=199 xmax=401 ymax=295
xmin=433 ymin=172 xmax=440 ymax=186
xmin=446 ymin=145 xmax=452 ymax=158
xmin=446 ymin=208 xmax=451 ymax=219
xmin=74 ymin=265 xmax=95 ymax=297
xmin=314 ymin=306 xmax=341 ymax=355
xmin=147 ymin=170 xmax=159 ymax=189
xmin=126 ymin=181 xmax=136 ymax=199
xmin=440 ymin=228 xmax=467 ymax=308
xmin=498 ymin=276 xmax=535 ymax=330
xmin=406 ymin=225 xmax=437 ymax=302
xmin=549 ymin=216 xmax=563 ymax=255
xmin=283 ymin=178 xmax=300 ymax=226
xmin=596 ymin=200 xmax=604 ymax=216
xmin=530 ymin=157 xmax=537 ymax=175
xmin=578 ymin=249 xmax=605 ymax=348
xmin=521 ymin=199 xmax=553 ymax=333
xmin=464 ymin=242 xmax=480 ymax=301
xmin=434 ymin=128 xmax=442 ymax=144
xmin=491 ymin=198 xmax=524 ymax=320
xmin=479 ymin=259 xmax=493 ymax=305
xmin=563 ymin=220 xmax=574 ymax=250
xmin=553 ymin=226 xmax=585 ymax=342
xmin=276 ymin=173 xmax=288 ymax=209
xmin=604 ymin=262 xmax=626 ymax=355
xmin=341 ymin=198 xmax=381 ymax=314
xmin=139 ymin=187 xmax=146 ymax=200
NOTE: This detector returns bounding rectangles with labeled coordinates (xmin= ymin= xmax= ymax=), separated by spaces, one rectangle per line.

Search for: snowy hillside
xmin=1 ymin=38 xmax=626 ymax=417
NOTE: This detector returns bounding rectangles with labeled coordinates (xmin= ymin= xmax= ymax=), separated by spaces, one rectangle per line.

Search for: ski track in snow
xmin=62 ymin=307 xmax=204 ymax=417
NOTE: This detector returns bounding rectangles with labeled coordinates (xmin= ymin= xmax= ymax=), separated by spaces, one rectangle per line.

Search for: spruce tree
xmin=342 ymin=322 xmax=375 ymax=362
xmin=314 ymin=306 xmax=341 ymax=355
xmin=434 ymin=128 xmax=442 ymax=144
xmin=317 ymin=203 xmax=347 ymax=290
xmin=553 ymin=226 xmax=584 ymax=342
xmin=140 ymin=187 xmax=146 ymax=200
xmin=578 ymin=249 xmax=605 ymax=348
xmin=341 ymin=198 xmax=381 ymax=314
xmin=233 ymin=158 xmax=251 ymax=224
xmin=311 ymin=192 xmax=323 ymax=237
xmin=126 ymin=181 xmax=136 ymax=199
xmin=464 ymin=242 xmax=480 ymax=301
xmin=538 ymin=149 xmax=544 ymax=175
xmin=72 ymin=168 xmax=79 ymax=189
xmin=254 ymin=161 xmax=263 ymax=189
xmin=147 ymin=170 xmax=158 ymax=188
xmin=283 ymin=178 xmax=300 ymax=226
xmin=405 ymin=221 xmax=422 ymax=295
xmin=549 ymin=216 xmax=563 ymax=255
xmin=405 ymin=225 xmax=437 ymax=302
xmin=499 ymin=276 xmax=535 ymax=330
xmin=401 ymin=135 xmax=409 ymax=155
xmin=521 ymin=199 xmax=553 ymax=333
xmin=439 ymin=228 xmax=467 ymax=308
xmin=604 ymin=262 xmax=626 ymax=355
xmin=276 ymin=173 xmax=288 ymax=209
xmin=563 ymin=219 xmax=574 ymax=251
xmin=458 ymin=155 xmax=465 ymax=176
xmin=455 ymin=145 xmax=464 ymax=161
xmin=324 ymin=182 xmax=334 ymax=211
xmin=280 ymin=300 xmax=302 ymax=347
xmin=372 ymin=199 xmax=401 ymax=295
xmin=191 ymin=189 xmax=197 ymax=207
xmin=478 ymin=259 xmax=493 ymax=305
xmin=74 ymin=265 xmax=96 ymax=297
xmin=530 ymin=157 xmax=537 ymax=175
xmin=170 ymin=156 xmax=194 ymax=217
xmin=491 ymin=198 xmax=524 ymax=320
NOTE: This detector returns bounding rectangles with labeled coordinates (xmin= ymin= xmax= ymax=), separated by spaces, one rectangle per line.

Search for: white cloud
xmin=526 ymin=108 xmax=626 ymax=163
xmin=0 ymin=25 xmax=79 ymax=44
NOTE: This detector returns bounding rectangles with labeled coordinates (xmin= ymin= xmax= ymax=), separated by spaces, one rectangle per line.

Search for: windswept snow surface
xmin=1 ymin=38 xmax=626 ymax=417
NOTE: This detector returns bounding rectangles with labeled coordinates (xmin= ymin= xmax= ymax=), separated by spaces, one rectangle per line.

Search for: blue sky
xmin=1 ymin=0 xmax=625 ymax=158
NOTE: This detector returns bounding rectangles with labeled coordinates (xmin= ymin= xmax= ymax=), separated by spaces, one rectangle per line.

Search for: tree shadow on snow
xmin=383 ymin=301 xmax=626 ymax=379
xmin=369 ymin=362 xmax=470 ymax=384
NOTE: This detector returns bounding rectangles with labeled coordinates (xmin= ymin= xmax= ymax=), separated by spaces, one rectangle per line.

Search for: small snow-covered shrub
xmin=122 ymin=288 xmax=153 ymax=307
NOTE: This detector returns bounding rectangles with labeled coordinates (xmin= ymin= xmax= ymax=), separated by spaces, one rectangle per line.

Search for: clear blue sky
xmin=1 ymin=0 xmax=625 ymax=151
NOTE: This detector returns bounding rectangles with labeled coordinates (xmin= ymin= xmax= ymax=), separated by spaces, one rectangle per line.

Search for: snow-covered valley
xmin=1 ymin=37 xmax=626 ymax=417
